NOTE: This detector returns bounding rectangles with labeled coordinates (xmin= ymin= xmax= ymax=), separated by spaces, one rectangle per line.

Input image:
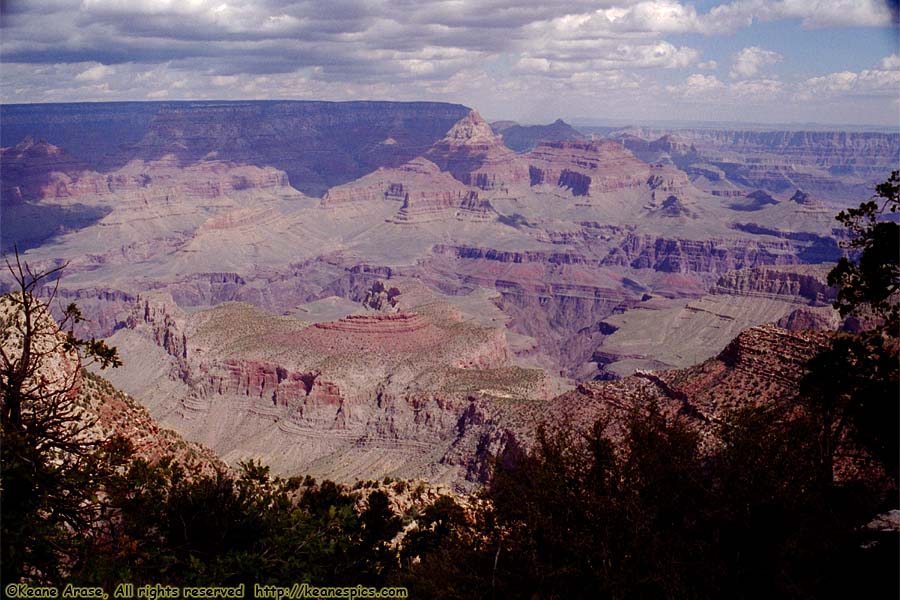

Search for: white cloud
xmin=730 ymin=78 xmax=784 ymax=96
xmin=667 ymin=73 xmax=784 ymax=103
xmin=0 ymin=0 xmax=896 ymax=125
xmin=799 ymin=55 xmax=900 ymax=99
xmin=730 ymin=46 xmax=783 ymax=79
xmin=598 ymin=1 xmax=702 ymax=33
xmin=880 ymin=54 xmax=900 ymax=70
xmin=778 ymin=0 xmax=895 ymax=28
xmin=74 ymin=63 xmax=114 ymax=81
xmin=666 ymin=73 xmax=726 ymax=97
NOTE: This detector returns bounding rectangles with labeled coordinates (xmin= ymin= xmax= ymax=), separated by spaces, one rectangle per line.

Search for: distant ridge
xmin=491 ymin=118 xmax=585 ymax=153
xmin=0 ymin=100 xmax=472 ymax=196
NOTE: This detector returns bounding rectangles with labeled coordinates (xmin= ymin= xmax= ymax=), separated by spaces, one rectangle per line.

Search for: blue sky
xmin=1 ymin=1 xmax=898 ymax=126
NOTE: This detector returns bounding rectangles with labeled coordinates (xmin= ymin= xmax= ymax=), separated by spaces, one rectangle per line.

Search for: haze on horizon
xmin=1 ymin=0 xmax=898 ymax=127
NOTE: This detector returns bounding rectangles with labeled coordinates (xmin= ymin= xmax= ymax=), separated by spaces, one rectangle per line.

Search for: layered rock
xmin=2 ymin=101 xmax=473 ymax=197
xmin=1 ymin=136 xmax=293 ymax=207
xmin=102 ymin=295 xmax=542 ymax=487
xmin=0 ymin=292 xmax=221 ymax=474
xmin=646 ymin=164 xmax=691 ymax=196
xmin=618 ymin=133 xmax=694 ymax=158
xmin=775 ymin=307 xmax=841 ymax=331
xmin=711 ymin=265 xmax=836 ymax=304
xmin=0 ymin=137 xmax=89 ymax=204
xmin=728 ymin=189 xmax=779 ymax=211
xmin=545 ymin=325 xmax=831 ymax=448
xmin=603 ymin=234 xmax=801 ymax=273
xmin=612 ymin=128 xmax=900 ymax=200
xmin=525 ymin=140 xmax=650 ymax=195
xmin=321 ymin=156 xmax=495 ymax=223
xmin=426 ymin=111 xmax=528 ymax=190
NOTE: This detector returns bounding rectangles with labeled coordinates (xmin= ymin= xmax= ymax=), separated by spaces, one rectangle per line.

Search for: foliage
xmin=1 ymin=251 xmax=125 ymax=583
xmin=828 ymin=169 xmax=899 ymax=324
xmin=399 ymin=403 xmax=896 ymax=599
xmin=802 ymin=170 xmax=900 ymax=486
xmin=76 ymin=460 xmax=403 ymax=589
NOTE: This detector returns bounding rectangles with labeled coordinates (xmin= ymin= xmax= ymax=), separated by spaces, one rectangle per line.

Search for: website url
xmin=253 ymin=584 xmax=408 ymax=599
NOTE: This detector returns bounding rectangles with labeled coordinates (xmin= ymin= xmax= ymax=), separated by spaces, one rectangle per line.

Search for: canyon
xmin=2 ymin=100 xmax=896 ymax=487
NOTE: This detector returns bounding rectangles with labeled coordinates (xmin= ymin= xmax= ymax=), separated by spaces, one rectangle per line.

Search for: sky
xmin=1 ymin=0 xmax=898 ymax=126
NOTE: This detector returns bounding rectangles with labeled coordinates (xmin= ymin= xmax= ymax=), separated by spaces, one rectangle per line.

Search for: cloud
xmin=697 ymin=0 xmax=896 ymax=32
xmin=666 ymin=72 xmax=786 ymax=103
xmin=74 ymin=63 xmax=115 ymax=81
xmin=666 ymin=73 xmax=727 ymax=98
xmin=730 ymin=46 xmax=783 ymax=79
xmin=880 ymin=54 xmax=900 ymax=70
xmin=800 ymin=56 xmax=900 ymax=99
xmin=777 ymin=0 xmax=896 ymax=28
xmin=0 ymin=0 xmax=896 ymax=125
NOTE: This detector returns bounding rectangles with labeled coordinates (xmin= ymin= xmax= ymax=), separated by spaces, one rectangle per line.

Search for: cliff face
xmin=2 ymin=101 xmax=472 ymax=197
xmin=102 ymin=292 xmax=547 ymax=489
xmin=525 ymin=140 xmax=650 ymax=195
xmin=681 ymin=129 xmax=899 ymax=179
xmin=1 ymin=133 xmax=294 ymax=208
xmin=0 ymin=137 xmax=89 ymax=204
xmin=0 ymin=292 xmax=222 ymax=474
xmin=613 ymin=127 xmax=900 ymax=201
xmin=602 ymin=234 xmax=800 ymax=273
xmin=544 ymin=325 xmax=832 ymax=449
xmin=321 ymin=157 xmax=493 ymax=223
xmin=426 ymin=111 xmax=529 ymax=190
xmin=711 ymin=266 xmax=836 ymax=304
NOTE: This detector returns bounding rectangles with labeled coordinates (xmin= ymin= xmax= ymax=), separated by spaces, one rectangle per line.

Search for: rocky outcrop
xmin=82 ymin=372 xmax=225 ymax=475
xmin=101 ymin=297 xmax=539 ymax=487
xmin=729 ymin=189 xmax=779 ymax=211
xmin=715 ymin=324 xmax=829 ymax=385
xmin=711 ymin=266 xmax=836 ymax=304
xmin=775 ymin=307 xmax=841 ymax=331
xmin=617 ymin=133 xmax=695 ymax=159
xmin=432 ymin=244 xmax=594 ymax=266
xmin=0 ymin=292 xmax=221 ymax=474
xmin=543 ymin=324 xmax=831 ymax=452
xmin=650 ymin=195 xmax=696 ymax=218
xmin=321 ymin=156 xmax=493 ymax=222
xmin=727 ymin=224 xmax=840 ymax=263
xmin=426 ymin=111 xmax=528 ymax=190
xmin=525 ymin=140 xmax=650 ymax=195
xmin=646 ymin=165 xmax=691 ymax=195
xmin=603 ymin=234 xmax=801 ymax=273
xmin=0 ymin=137 xmax=89 ymax=204
xmin=1 ymin=135 xmax=294 ymax=207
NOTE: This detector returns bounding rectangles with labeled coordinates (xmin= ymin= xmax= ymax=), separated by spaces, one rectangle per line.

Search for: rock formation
xmin=426 ymin=111 xmax=528 ymax=190
xmin=1 ymin=101 xmax=472 ymax=197
xmin=525 ymin=140 xmax=650 ymax=196
xmin=493 ymin=118 xmax=585 ymax=153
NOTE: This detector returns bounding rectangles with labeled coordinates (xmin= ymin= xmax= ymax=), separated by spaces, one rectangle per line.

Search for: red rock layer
xmin=301 ymin=312 xmax=446 ymax=354
xmin=525 ymin=140 xmax=650 ymax=195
